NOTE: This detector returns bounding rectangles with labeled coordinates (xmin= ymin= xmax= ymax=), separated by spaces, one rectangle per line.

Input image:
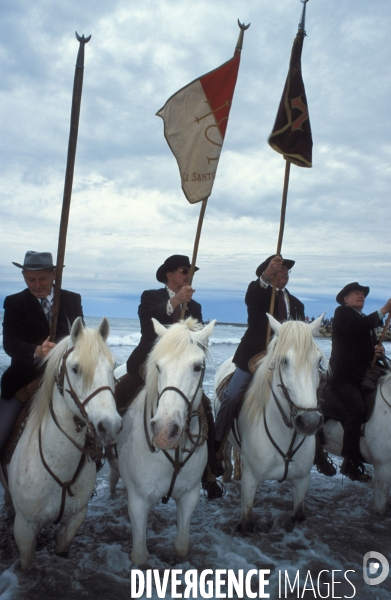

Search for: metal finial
xmin=75 ymin=32 xmax=91 ymax=69
xmin=236 ymin=19 xmax=251 ymax=52
xmin=298 ymin=0 xmax=309 ymax=34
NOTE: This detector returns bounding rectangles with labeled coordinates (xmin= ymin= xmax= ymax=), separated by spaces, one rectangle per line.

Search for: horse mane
xmin=145 ymin=317 xmax=206 ymax=410
xmin=28 ymin=327 xmax=115 ymax=435
xmin=242 ymin=320 xmax=324 ymax=425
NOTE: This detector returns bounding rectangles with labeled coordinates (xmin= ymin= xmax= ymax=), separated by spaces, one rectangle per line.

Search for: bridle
xmin=268 ymin=363 xmax=322 ymax=430
xmin=39 ymin=344 xmax=115 ymax=524
xmin=143 ymin=351 xmax=208 ymax=504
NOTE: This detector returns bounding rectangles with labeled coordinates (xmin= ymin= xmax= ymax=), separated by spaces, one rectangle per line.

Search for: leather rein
xmin=39 ymin=345 xmax=115 ymax=524
xmin=143 ymin=359 xmax=207 ymax=504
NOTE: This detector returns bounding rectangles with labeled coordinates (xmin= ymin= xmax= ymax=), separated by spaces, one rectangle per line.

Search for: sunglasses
xmin=177 ymin=268 xmax=190 ymax=275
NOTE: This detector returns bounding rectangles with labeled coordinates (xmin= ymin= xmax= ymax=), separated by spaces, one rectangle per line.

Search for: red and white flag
xmin=157 ymin=52 xmax=241 ymax=204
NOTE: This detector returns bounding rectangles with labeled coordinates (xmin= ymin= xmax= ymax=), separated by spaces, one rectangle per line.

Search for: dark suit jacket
xmin=126 ymin=288 xmax=202 ymax=374
xmin=329 ymin=305 xmax=382 ymax=383
xmin=232 ymin=280 xmax=305 ymax=372
xmin=1 ymin=288 xmax=84 ymax=399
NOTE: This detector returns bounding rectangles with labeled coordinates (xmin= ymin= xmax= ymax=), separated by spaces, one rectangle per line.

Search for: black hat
xmin=156 ymin=255 xmax=199 ymax=283
xmin=336 ymin=282 xmax=370 ymax=305
xmin=13 ymin=251 xmax=56 ymax=271
xmin=255 ymin=255 xmax=295 ymax=278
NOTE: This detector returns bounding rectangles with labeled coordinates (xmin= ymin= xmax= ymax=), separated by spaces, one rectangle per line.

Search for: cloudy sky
xmin=1 ymin=0 xmax=390 ymax=323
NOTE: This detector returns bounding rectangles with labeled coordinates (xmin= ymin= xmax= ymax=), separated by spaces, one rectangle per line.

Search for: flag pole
xmin=50 ymin=32 xmax=91 ymax=342
xmin=265 ymin=0 xmax=309 ymax=349
xmin=370 ymin=313 xmax=391 ymax=370
xmin=180 ymin=20 xmax=249 ymax=320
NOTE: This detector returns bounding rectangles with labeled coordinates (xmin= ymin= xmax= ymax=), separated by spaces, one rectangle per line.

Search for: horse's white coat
xmin=5 ymin=317 xmax=122 ymax=570
xmin=214 ymin=314 xmax=325 ymax=531
xmin=324 ymin=372 xmax=391 ymax=514
xmin=111 ymin=317 xmax=215 ymax=565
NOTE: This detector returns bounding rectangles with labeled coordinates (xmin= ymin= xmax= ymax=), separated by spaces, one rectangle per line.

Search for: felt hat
xmin=255 ymin=254 xmax=295 ymax=278
xmin=156 ymin=255 xmax=198 ymax=283
xmin=13 ymin=251 xmax=56 ymax=271
xmin=336 ymin=282 xmax=370 ymax=305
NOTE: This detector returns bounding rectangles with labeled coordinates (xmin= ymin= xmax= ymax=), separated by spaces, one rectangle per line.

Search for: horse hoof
xmin=237 ymin=520 xmax=254 ymax=534
xmin=282 ymin=518 xmax=295 ymax=533
xmin=55 ymin=551 xmax=69 ymax=559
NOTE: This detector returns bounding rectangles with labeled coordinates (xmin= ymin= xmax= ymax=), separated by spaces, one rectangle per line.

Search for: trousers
xmin=214 ymin=367 xmax=253 ymax=443
xmin=0 ymin=396 xmax=25 ymax=453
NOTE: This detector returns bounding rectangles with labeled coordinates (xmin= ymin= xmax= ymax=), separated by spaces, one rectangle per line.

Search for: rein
xmin=143 ymin=363 xmax=207 ymax=504
xmin=38 ymin=344 xmax=113 ymax=523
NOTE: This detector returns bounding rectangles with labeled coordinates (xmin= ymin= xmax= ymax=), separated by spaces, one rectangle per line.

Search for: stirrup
xmin=202 ymin=479 xmax=226 ymax=501
xmin=340 ymin=459 xmax=372 ymax=483
xmin=315 ymin=449 xmax=337 ymax=477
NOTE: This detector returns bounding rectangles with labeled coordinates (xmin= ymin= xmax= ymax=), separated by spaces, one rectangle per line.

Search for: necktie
xmin=277 ymin=289 xmax=287 ymax=323
xmin=172 ymin=304 xmax=181 ymax=323
xmin=41 ymin=297 xmax=52 ymax=324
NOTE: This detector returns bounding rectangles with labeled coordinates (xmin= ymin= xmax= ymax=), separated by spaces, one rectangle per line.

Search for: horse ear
xmin=194 ymin=319 xmax=216 ymax=345
xmin=98 ymin=317 xmax=110 ymax=341
xmin=70 ymin=316 xmax=84 ymax=343
xmin=152 ymin=318 xmax=168 ymax=338
xmin=309 ymin=312 xmax=325 ymax=337
xmin=267 ymin=313 xmax=281 ymax=336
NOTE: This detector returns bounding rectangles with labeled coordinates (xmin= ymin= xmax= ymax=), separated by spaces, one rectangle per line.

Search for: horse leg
xmin=174 ymin=486 xmax=200 ymax=558
xmin=372 ymin=462 xmax=391 ymax=516
xmin=128 ymin=491 xmax=150 ymax=565
xmin=283 ymin=474 xmax=311 ymax=532
xmin=238 ymin=466 xmax=258 ymax=532
xmin=14 ymin=512 xmax=38 ymax=571
xmin=55 ymin=507 xmax=88 ymax=557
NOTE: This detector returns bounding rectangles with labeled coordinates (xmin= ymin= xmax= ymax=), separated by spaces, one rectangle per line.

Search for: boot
xmin=314 ymin=433 xmax=337 ymax=477
xmin=340 ymin=457 xmax=372 ymax=483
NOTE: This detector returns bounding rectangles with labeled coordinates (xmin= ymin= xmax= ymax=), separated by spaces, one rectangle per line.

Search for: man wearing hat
xmin=214 ymin=254 xmax=336 ymax=477
xmin=116 ymin=255 xmax=223 ymax=499
xmin=329 ymin=283 xmax=391 ymax=482
xmin=0 ymin=251 xmax=84 ymax=452
xmin=117 ymin=254 xmax=202 ymax=403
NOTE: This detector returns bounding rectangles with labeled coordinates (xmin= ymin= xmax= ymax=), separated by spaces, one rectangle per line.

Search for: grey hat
xmin=13 ymin=251 xmax=56 ymax=271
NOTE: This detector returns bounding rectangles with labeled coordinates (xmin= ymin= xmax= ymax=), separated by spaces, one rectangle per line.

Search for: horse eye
xmin=281 ymin=357 xmax=288 ymax=366
xmin=194 ymin=365 xmax=202 ymax=372
xmin=72 ymin=365 xmax=79 ymax=374
xmin=156 ymin=364 xmax=161 ymax=373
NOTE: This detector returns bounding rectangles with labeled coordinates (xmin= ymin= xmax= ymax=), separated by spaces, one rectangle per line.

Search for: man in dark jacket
xmin=116 ymin=255 xmax=202 ymax=404
xmin=330 ymin=282 xmax=391 ymax=482
xmin=116 ymin=255 xmax=222 ymax=499
xmin=0 ymin=251 xmax=84 ymax=451
xmin=214 ymin=254 xmax=335 ymax=477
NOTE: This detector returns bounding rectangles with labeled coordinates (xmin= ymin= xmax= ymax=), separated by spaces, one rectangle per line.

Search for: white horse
xmin=1 ymin=317 xmax=122 ymax=570
xmin=214 ymin=314 xmax=325 ymax=531
xmin=323 ymin=371 xmax=391 ymax=514
xmin=109 ymin=317 xmax=216 ymax=565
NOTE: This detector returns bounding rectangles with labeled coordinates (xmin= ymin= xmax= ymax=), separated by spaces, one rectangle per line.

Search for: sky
xmin=1 ymin=0 xmax=390 ymax=323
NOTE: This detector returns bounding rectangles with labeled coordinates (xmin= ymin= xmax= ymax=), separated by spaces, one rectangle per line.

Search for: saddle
xmin=319 ymin=381 xmax=377 ymax=424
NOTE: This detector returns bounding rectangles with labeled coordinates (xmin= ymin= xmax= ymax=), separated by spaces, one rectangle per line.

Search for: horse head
xmin=56 ymin=317 xmax=122 ymax=446
xmin=264 ymin=313 xmax=326 ymax=436
xmin=147 ymin=317 xmax=216 ymax=450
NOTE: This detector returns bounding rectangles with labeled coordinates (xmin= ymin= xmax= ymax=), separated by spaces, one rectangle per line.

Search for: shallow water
xmin=1 ymin=318 xmax=391 ymax=599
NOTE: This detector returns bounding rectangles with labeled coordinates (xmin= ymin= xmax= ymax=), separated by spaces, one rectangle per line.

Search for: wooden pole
xmin=265 ymin=159 xmax=291 ymax=348
xmin=180 ymin=198 xmax=208 ymax=319
xmin=370 ymin=312 xmax=391 ymax=370
xmin=50 ymin=33 xmax=91 ymax=342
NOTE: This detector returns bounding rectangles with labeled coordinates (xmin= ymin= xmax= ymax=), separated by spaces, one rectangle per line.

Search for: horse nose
xmin=294 ymin=411 xmax=323 ymax=436
xmin=97 ymin=417 xmax=122 ymax=444
xmin=169 ymin=423 xmax=180 ymax=440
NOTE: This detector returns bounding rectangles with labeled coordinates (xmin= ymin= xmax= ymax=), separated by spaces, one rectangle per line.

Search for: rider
xmin=0 ymin=251 xmax=84 ymax=452
xmin=214 ymin=254 xmax=336 ymax=477
xmin=330 ymin=282 xmax=391 ymax=482
xmin=115 ymin=254 xmax=223 ymax=500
